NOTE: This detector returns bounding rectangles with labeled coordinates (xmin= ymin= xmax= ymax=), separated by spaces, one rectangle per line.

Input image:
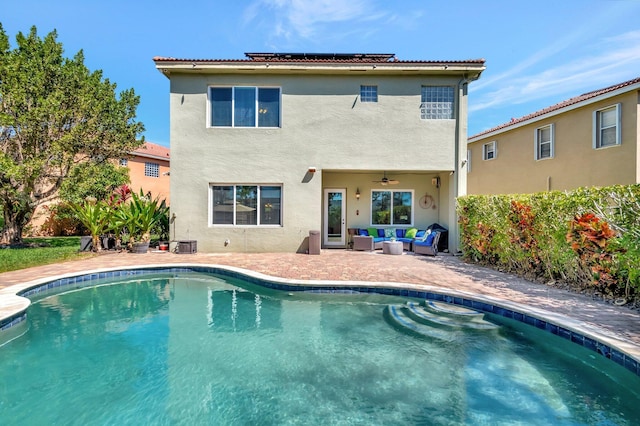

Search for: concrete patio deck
xmin=1 ymin=249 xmax=639 ymax=360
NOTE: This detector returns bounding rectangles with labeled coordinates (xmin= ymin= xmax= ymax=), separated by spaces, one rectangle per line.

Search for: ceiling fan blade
xmin=388 ymin=180 xmax=400 ymax=184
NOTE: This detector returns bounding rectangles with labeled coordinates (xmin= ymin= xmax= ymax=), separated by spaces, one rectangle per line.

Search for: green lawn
xmin=0 ymin=237 xmax=95 ymax=273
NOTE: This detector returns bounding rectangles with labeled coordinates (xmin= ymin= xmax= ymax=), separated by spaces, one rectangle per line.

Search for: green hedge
xmin=457 ymin=185 xmax=640 ymax=298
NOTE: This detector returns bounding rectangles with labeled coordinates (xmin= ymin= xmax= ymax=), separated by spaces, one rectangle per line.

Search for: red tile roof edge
xmin=152 ymin=56 xmax=485 ymax=65
xmin=469 ymin=76 xmax=640 ymax=140
xmin=132 ymin=141 xmax=170 ymax=159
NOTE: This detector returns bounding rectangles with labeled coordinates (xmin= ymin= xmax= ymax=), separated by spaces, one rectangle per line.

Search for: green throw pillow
xmin=384 ymin=228 xmax=396 ymax=238
xmin=405 ymin=228 xmax=418 ymax=239
xmin=367 ymin=227 xmax=378 ymax=237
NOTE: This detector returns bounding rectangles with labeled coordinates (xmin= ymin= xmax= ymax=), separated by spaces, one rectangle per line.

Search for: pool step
xmin=407 ymin=302 xmax=499 ymax=330
xmin=384 ymin=305 xmax=457 ymax=342
xmin=425 ymin=300 xmax=484 ymax=317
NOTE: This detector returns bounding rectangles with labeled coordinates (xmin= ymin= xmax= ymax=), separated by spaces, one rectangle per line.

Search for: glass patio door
xmin=324 ymin=189 xmax=345 ymax=247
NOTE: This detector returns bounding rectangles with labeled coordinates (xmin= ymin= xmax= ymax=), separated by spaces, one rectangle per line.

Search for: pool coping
xmin=1 ymin=262 xmax=639 ymax=377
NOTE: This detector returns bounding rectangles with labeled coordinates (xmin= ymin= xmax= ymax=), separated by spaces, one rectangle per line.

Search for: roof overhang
xmin=153 ymin=56 xmax=486 ymax=79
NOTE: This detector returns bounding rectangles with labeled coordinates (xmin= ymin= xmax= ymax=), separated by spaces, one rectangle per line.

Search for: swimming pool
xmin=1 ymin=269 xmax=639 ymax=424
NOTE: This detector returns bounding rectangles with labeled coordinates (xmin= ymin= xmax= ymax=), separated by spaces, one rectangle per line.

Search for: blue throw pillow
xmin=378 ymin=229 xmax=385 ymax=237
xmin=415 ymin=230 xmax=431 ymax=242
xmin=358 ymin=229 xmax=368 ymax=236
xmin=424 ymin=232 xmax=435 ymax=246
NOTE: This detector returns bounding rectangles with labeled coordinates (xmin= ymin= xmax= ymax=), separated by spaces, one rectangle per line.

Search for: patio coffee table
xmin=382 ymin=240 xmax=403 ymax=255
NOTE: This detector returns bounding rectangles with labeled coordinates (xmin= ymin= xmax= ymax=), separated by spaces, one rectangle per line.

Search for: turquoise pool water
xmin=1 ymin=272 xmax=639 ymax=425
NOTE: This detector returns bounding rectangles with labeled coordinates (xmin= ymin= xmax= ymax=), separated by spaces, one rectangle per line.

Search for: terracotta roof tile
xmin=152 ymin=53 xmax=485 ymax=66
xmin=132 ymin=141 xmax=170 ymax=159
xmin=470 ymin=76 xmax=640 ymax=140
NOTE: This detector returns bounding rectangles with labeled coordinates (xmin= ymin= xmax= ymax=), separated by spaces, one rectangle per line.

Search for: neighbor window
xmin=211 ymin=184 xmax=282 ymax=226
xmin=483 ymin=141 xmax=497 ymax=160
xmin=360 ymin=85 xmax=378 ymax=102
xmin=420 ymin=86 xmax=454 ymax=119
xmin=535 ymin=124 xmax=554 ymax=160
xmin=209 ymin=86 xmax=281 ymax=128
xmin=593 ymin=104 xmax=621 ymax=148
xmin=145 ymin=162 xmax=159 ymax=177
xmin=371 ymin=190 xmax=413 ymax=226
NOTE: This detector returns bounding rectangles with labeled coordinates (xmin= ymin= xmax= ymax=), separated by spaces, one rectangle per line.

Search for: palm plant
xmin=71 ymin=197 xmax=112 ymax=252
xmin=124 ymin=190 xmax=167 ymax=245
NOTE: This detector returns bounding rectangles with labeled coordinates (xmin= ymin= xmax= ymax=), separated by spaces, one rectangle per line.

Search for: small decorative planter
xmin=130 ymin=241 xmax=150 ymax=254
xmin=80 ymin=236 xmax=93 ymax=252
xmin=158 ymin=242 xmax=169 ymax=251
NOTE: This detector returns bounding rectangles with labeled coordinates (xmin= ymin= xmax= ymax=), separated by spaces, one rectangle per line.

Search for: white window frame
xmin=483 ymin=141 xmax=497 ymax=161
xmin=466 ymin=149 xmax=471 ymax=173
xmin=210 ymin=184 xmax=283 ymax=227
xmin=208 ymin=86 xmax=282 ymax=128
xmin=370 ymin=189 xmax=414 ymax=226
xmin=535 ymin=124 xmax=554 ymax=160
xmin=360 ymin=85 xmax=378 ymax=102
xmin=144 ymin=162 xmax=159 ymax=177
xmin=593 ymin=103 xmax=621 ymax=149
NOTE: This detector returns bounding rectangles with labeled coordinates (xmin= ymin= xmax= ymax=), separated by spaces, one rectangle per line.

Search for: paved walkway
xmin=1 ymin=250 xmax=639 ymax=358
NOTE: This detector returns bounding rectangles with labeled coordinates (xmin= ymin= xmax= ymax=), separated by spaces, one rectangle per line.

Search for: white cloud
xmin=470 ymin=30 xmax=640 ymax=114
xmin=244 ymin=0 xmax=389 ymax=43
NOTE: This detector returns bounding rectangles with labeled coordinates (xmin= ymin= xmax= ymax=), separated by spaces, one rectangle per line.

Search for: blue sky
xmin=3 ymin=0 xmax=640 ymax=147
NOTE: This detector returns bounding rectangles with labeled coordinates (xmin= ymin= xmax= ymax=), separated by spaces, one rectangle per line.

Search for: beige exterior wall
xmin=468 ymin=90 xmax=639 ymax=195
xmin=166 ymin=68 xmax=479 ymax=253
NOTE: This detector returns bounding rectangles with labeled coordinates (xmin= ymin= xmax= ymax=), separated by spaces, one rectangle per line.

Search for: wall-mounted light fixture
xmin=308 ymin=167 xmax=317 ymax=173
xmin=355 ymin=188 xmax=361 ymax=200
xmin=431 ymin=177 xmax=440 ymax=188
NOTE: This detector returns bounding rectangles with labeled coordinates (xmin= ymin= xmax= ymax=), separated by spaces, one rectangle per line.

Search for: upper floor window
xmin=483 ymin=141 xmax=497 ymax=160
xmin=145 ymin=162 xmax=159 ymax=177
xmin=371 ymin=190 xmax=413 ymax=226
xmin=535 ymin=124 xmax=554 ymax=160
xmin=211 ymin=184 xmax=282 ymax=226
xmin=360 ymin=85 xmax=378 ymax=102
xmin=210 ymin=87 xmax=281 ymax=128
xmin=420 ymin=86 xmax=454 ymax=119
xmin=593 ymin=104 xmax=621 ymax=148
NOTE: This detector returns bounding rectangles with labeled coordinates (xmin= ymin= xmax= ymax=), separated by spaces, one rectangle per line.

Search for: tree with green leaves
xmin=0 ymin=24 xmax=144 ymax=244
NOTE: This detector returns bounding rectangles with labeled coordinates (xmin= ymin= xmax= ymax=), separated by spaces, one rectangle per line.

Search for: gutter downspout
xmin=452 ymin=74 xmax=479 ymax=254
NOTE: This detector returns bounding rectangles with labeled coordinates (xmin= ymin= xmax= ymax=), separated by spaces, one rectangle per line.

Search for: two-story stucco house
xmin=467 ymin=77 xmax=640 ymax=195
xmin=153 ymin=53 xmax=485 ymax=253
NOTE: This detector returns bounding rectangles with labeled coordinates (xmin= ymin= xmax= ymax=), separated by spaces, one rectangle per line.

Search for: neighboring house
xmin=153 ymin=53 xmax=485 ymax=253
xmin=123 ymin=141 xmax=171 ymax=204
xmin=28 ymin=141 xmax=170 ymax=235
xmin=467 ymin=77 xmax=640 ymax=195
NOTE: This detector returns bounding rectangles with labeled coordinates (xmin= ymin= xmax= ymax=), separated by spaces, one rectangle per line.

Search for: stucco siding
xmin=468 ymin=90 xmax=639 ymax=195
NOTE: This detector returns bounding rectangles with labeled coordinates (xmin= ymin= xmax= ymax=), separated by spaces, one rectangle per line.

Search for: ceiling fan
xmin=372 ymin=171 xmax=399 ymax=185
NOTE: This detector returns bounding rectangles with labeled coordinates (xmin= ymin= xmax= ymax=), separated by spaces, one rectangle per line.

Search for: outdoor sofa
xmin=352 ymin=227 xmax=429 ymax=252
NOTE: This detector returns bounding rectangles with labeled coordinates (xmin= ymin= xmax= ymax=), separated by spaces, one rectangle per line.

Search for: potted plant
xmin=122 ymin=190 xmax=167 ymax=253
xmin=71 ymin=196 xmax=112 ymax=252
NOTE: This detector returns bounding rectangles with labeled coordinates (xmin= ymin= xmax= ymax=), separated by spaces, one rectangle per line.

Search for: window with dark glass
xmin=210 ymin=87 xmax=280 ymax=128
xmin=211 ymin=184 xmax=282 ymax=226
xmin=371 ymin=190 xmax=413 ymax=226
